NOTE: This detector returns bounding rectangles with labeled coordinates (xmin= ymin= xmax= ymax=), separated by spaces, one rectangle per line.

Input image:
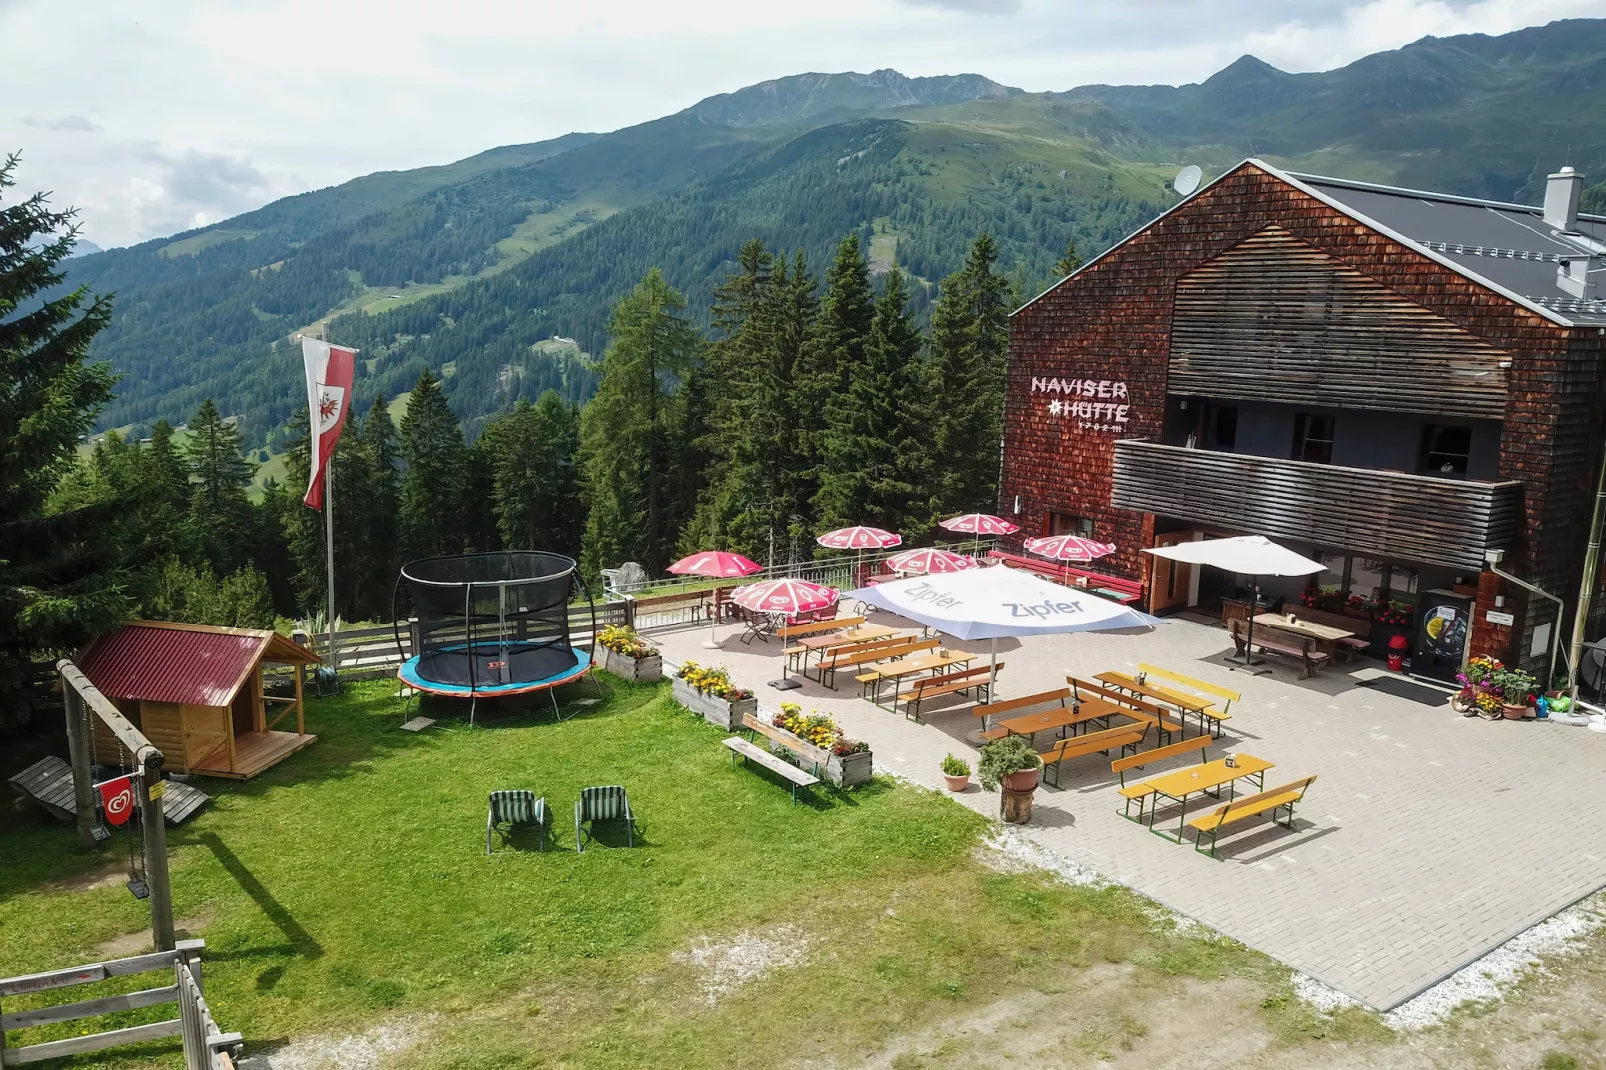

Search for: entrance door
xmin=1149 ymin=532 xmax=1197 ymax=615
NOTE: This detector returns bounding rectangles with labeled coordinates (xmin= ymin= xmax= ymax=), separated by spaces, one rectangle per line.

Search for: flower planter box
xmin=672 ymin=676 xmax=756 ymax=730
xmin=598 ymin=645 xmax=663 ymax=682
xmin=741 ymin=714 xmax=873 ymax=787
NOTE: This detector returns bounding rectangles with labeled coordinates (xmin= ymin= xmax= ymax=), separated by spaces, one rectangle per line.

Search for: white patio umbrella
xmin=1143 ymin=535 xmax=1325 ymax=672
xmin=848 ymin=565 xmax=1155 ymax=695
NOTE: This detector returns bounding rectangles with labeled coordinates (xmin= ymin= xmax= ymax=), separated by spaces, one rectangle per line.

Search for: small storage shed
xmin=78 ymin=620 xmax=321 ymax=779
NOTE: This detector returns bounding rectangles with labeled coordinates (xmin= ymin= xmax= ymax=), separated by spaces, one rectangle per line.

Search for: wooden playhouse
xmin=77 ymin=620 xmax=322 ymax=779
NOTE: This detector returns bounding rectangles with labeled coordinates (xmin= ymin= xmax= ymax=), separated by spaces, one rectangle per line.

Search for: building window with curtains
xmin=1291 ymin=413 xmax=1335 ymax=464
xmin=1048 ymin=512 xmax=1094 ymax=537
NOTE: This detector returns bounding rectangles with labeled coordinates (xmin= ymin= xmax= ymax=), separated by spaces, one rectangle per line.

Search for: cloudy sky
xmin=3 ymin=0 xmax=1602 ymax=248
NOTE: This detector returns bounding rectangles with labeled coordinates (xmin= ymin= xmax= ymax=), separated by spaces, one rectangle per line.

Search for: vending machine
xmin=1412 ymin=589 xmax=1473 ymax=684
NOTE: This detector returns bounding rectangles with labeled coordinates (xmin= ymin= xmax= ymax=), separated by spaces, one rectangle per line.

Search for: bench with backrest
xmin=1134 ymin=663 xmax=1239 ymax=738
xmin=628 ymin=588 xmax=709 ymax=627
xmin=1067 ymin=677 xmax=1186 ymax=744
xmin=1288 ymin=607 xmax=1373 ymax=658
xmin=1112 ymin=736 xmax=1212 ymax=819
xmin=1188 ymin=775 xmax=1318 ymax=857
xmin=1039 ymin=722 xmax=1150 ymax=788
xmin=895 ymin=664 xmax=998 ymax=722
xmin=819 ymin=636 xmax=937 ymax=689
xmin=1228 ymin=618 xmax=1329 ymax=678
xmin=723 ymin=736 xmax=819 ymax=805
xmin=987 ymin=549 xmax=1144 ymax=603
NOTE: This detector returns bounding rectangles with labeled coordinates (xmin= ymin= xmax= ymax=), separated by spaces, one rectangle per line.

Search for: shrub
xmin=940 ymin=754 xmax=970 ymax=777
xmin=976 ymin=734 xmax=1041 ymax=791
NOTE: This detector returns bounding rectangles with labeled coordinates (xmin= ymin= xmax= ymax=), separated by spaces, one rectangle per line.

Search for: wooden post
xmin=293 ymin=667 xmax=305 ymax=735
xmin=140 ymin=748 xmax=176 ymax=952
xmin=63 ymin=685 xmax=98 ymax=849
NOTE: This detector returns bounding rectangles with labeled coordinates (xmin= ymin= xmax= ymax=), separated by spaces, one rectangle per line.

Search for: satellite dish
xmin=1174 ymin=164 xmax=1203 ymax=197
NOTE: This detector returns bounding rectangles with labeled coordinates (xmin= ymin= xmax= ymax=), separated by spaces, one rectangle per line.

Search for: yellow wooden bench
xmin=896 ymin=664 xmax=998 ymax=722
xmin=1136 ymin=663 xmax=1240 ymax=737
xmin=1112 ymin=736 xmax=1212 ymax=820
xmin=1188 ymin=775 xmax=1318 ymax=857
xmin=1039 ymin=722 xmax=1149 ymax=788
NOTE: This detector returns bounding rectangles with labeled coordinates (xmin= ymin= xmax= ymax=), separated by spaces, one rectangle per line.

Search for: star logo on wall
xmin=1048 ymin=399 xmax=1063 ymax=416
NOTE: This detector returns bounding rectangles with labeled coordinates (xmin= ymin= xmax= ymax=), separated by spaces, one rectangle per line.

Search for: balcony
xmin=1112 ymin=440 xmax=1522 ymax=571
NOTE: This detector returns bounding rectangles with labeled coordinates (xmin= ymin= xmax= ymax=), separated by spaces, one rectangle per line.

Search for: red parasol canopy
xmin=884 ymin=547 xmax=979 ymax=575
xmin=732 ymin=578 xmax=839 ymax=615
xmin=939 ymin=513 xmax=1021 ymax=536
xmin=667 ymin=551 xmax=763 ymax=578
xmin=1023 ymin=534 xmax=1117 ymax=562
xmin=816 ymin=526 xmax=902 ymax=550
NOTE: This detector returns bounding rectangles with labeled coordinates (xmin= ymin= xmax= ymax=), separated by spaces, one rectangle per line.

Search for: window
xmin=1048 ymin=512 xmax=1094 ymax=537
xmin=1419 ymin=424 xmax=1472 ymax=475
xmin=1200 ymin=404 xmax=1237 ymax=451
xmin=1291 ymin=413 xmax=1335 ymax=464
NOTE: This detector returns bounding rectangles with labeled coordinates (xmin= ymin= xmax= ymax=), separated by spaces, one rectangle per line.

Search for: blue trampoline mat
xmin=398 ymin=648 xmax=592 ymax=696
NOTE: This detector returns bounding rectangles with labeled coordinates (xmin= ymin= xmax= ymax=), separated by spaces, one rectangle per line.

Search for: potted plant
xmin=977 ymin=734 xmax=1042 ymax=793
xmin=671 ymin=661 xmax=757 ymax=730
xmin=596 ymin=624 xmax=662 ymax=682
xmin=940 ymin=754 xmax=971 ymax=792
xmin=1492 ymin=666 xmax=1537 ymax=720
xmin=766 ymin=704 xmax=873 ymax=787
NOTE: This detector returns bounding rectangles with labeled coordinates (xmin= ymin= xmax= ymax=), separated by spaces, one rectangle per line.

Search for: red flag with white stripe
xmin=302 ymin=337 xmax=358 ymax=510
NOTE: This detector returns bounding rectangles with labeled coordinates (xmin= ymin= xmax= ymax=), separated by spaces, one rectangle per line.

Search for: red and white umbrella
xmin=667 ymin=550 xmax=763 ymax=577
xmin=816 ymin=526 xmax=902 ymax=550
xmin=732 ymin=578 xmax=839 ymax=616
xmin=1023 ymin=534 xmax=1117 ymax=562
xmin=939 ymin=514 xmax=1021 ymax=536
xmin=885 ymin=547 xmax=979 ymax=575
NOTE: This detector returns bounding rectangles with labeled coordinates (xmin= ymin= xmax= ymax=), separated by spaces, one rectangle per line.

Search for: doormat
xmin=1353 ymin=675 xmax=1452 ymax=707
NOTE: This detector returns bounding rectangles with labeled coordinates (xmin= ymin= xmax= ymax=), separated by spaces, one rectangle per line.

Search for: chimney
xmin=1544 ymin=166 xmax=1583 ymax=232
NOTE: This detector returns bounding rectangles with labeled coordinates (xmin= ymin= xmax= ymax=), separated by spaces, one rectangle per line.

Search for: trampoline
xmin=393 ymin=551 xmax=598 ymax=720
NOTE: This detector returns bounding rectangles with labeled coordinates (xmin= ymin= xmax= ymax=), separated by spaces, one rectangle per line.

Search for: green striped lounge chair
xmin=574 ymin=785 xmax=634 ymax=853
xmin=486 ymin=790 xmax=548 ymax=853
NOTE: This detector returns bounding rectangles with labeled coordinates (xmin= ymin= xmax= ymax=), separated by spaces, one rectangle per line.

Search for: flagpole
xmin=324 ymin=403 xmax=339 ymax=677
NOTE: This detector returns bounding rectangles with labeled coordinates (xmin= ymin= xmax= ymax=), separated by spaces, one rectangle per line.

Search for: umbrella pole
xmin=1230 ymin=578 xmax=1271 ymax=675
xmin=769 ymin=610 xmax=801 ymax=691
xmin=989 ymin=637 xmax=999 ymax=697
xmin=702 ymin=584 xmax=721 ymax=650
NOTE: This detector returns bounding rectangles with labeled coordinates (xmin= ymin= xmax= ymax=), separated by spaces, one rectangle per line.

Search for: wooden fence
xmin=289 ymin=600 xmax=631 ymax=680
xmin=0 ymin=941 xmax=240 ymax=1068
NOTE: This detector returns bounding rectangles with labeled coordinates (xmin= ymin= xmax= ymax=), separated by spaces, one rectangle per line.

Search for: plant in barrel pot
xmin=941 ymin=754 xmax=971 ymax=792
xmin=978 ymin=734 xmax=1043 ymax=823
xmin=672 ymin=661 xmax=756 ymax=730
xmin=596 ymin=624 xmax=663 ymax=682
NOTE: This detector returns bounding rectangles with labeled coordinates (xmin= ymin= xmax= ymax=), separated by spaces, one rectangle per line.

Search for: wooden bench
xmin=1288 ymin=607 xmax=1373 ymax=659
xmin=896 ymin=664 xmax=997 ymax=722
xmin=628 ymin=588 xmax=709 ymax=626
xmin=1039 ymin=723 xmax=1149 ymax=788
xmin=723 ymin=737 xmax=820 ymax=805
xmin=781 ymin=616 xmax=868 ymax=670
xmin=973 ymin=687 xmax=1071 ymax=733
xmin=1135 ymin=663 xmax=1238 ymax=737
xmin=820 ymin=637 xmax=937 ymax=690
xmin=1068 ymin=677 xmax=1186 ymax=744
xmin=1229 ymin=618 xmax=1330 ymax=679
xmin=1189 ymin=775 xmax=1318 ymax=857
xmin=982 ymin=695 xmax=1125 ymax=742
xmin=1113 ymin=736 xmax=1212 ymax=820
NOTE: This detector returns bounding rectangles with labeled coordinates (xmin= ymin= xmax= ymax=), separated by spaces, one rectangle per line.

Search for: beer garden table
xmin=1253 ymin=613 xmax=1355 ymax=660
xmin=1137 ymin=754 xmax=1274 ymax=842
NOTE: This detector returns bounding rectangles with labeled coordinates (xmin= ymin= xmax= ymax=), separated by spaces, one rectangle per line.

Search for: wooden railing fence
xmin=0 ymin=941 xmax=240 ymax=1068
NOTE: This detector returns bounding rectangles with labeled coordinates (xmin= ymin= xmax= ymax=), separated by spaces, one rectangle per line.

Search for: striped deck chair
xmin=574 ymin=785 xmax=634 ymax=853
xmin=486 ymin=789 xmax=548 ymax=853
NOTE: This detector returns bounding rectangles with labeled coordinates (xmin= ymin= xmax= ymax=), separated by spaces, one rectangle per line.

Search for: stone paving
xmin=651 ymin=609 xmax=1606 ymax=1011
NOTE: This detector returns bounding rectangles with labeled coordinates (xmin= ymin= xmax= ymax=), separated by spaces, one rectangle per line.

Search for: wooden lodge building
xmin=1003 ymin=159 xmax=1606 ymax=680
xmin=78 ymin=620 xmax=321 ymax=779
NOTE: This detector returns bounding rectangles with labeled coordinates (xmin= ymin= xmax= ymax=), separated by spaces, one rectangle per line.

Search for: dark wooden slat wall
xmin=1004 ymin=161 xmax=1606 ymax=669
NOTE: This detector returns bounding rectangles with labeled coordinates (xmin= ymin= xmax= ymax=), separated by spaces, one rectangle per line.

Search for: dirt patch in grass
xmin=91 ymin=907 xmax=216 ymax=960
xmin=671 ymin=925 xmax=813 ymax=1006
xmin=237 ymin=1015 xmax=436 ymax=1070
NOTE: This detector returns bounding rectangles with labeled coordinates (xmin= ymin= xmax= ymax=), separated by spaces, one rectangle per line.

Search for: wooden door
xmin=1149 ymin=532 xmax=1197 ymax=615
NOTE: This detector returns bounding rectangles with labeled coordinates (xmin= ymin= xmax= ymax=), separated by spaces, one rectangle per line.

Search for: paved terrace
xmin=651 ymin=610 xmax=1606 ymax=1011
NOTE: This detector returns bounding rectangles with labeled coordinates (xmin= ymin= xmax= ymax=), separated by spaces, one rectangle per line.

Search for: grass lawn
xmin=0 ymin=677 xmax=1379 ymax=1068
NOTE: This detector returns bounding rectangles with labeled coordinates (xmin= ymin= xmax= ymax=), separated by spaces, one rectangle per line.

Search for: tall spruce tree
xmin=928 ymin=234 xmax=1013 ymax=515
xmin=0 ymin=154 xmax=121 ymax=729
xmin=481 ymin=391 xmax=581 ymax=554
xmin=1056 ymin=236 xmax=1083 ymax=277
xmin=400 ymin=368 xmax=470 ymax=560
xmin=798 ymin=234 xmax=874 ymax=507
xmin=580 ymin=268 xmax=698 ymax=577
xmin=355 ymin=396 xmax=401 ymax=619
xmin=183 ymin=398 xmax=257 ymax=574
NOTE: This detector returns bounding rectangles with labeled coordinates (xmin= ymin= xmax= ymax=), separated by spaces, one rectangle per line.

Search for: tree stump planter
xmin=598 ymin=646 xmax=663 ymax=683
xmin=672 ymin=677 xmax=756 ymax=730
xmin=1001 ymin=787 xmax=1034 ymax=824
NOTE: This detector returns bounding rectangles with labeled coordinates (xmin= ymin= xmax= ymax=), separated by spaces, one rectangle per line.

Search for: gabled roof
xmin=78 ymin=620 xmax=320 ymax=708
xmin=1016 ymin=158 xmax=1606 ymax=327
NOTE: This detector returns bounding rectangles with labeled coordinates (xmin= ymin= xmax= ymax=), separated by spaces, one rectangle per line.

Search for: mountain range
xmin=60 ymin=17 xmax=1606 ymax=452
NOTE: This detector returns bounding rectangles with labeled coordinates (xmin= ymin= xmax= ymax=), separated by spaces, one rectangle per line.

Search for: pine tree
xmin=355 ymin=396 xmax=401 ymax=618
xmin=481 ymin=391 xmax=581 ymax=554
xmin=1056 ymin=236 xmax=1083 ymax=277
xmin=183 ymin=398 xmax=257 ymax=574
xmin=0 ymin=154 xmax=121 ymax=729
xmin=798 ymin=234 xmax=874 ymax=504
xmin=580 ymin=268 xmax=699 ymax=577
xmin=928 ymin=234 xmax=1013 ymax=515
xmin=399 ymin=368 xmax=470 ymax=559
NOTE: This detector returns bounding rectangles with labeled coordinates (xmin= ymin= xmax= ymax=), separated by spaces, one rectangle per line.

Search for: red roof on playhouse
xmin=80 ymin=620 xmax=314 ymax=707
xmin=1001 ymin=158 xmax=1606 ymax=685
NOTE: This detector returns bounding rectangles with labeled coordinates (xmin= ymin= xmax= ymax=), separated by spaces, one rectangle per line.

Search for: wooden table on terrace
xmin=788 ymin=624 xmax=899 ymax=673
xmin=859 ymin=649 xmax=975 ymax=705
xmin=1136 ymin=754 xmax=1274 ymax=842
xmin=1253 ymin=613 xmax=1355 ymax=660
xmin=992 ymin=694 xmax=1131 ymax=741
xmin=1092 ymin=672 xmax=1215 ymax=735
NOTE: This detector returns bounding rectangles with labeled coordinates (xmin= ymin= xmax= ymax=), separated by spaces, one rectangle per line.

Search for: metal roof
xmin=78 ymin=621 xmax=317 ymax=707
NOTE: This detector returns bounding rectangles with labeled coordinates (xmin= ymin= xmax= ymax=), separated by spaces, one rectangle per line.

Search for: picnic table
xmin=1136 ymin=754 xmax=1273 ymax=842
xmin=1093 ymin=672 xmax=1215 ymax=736
xmin=858 ymin=648 xmax=975 ymax=705
xmin=788 ymin=624 xmax=899 ymax=673
xmin=990 ymin=694 xmax=1128 ymax=741
xmin=1253 ymin=613 xmax=1355 ymax=659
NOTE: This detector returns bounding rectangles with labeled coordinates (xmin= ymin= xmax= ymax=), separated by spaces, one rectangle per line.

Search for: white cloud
xmin=1 ymin=0 xmax=1603 ymax=247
